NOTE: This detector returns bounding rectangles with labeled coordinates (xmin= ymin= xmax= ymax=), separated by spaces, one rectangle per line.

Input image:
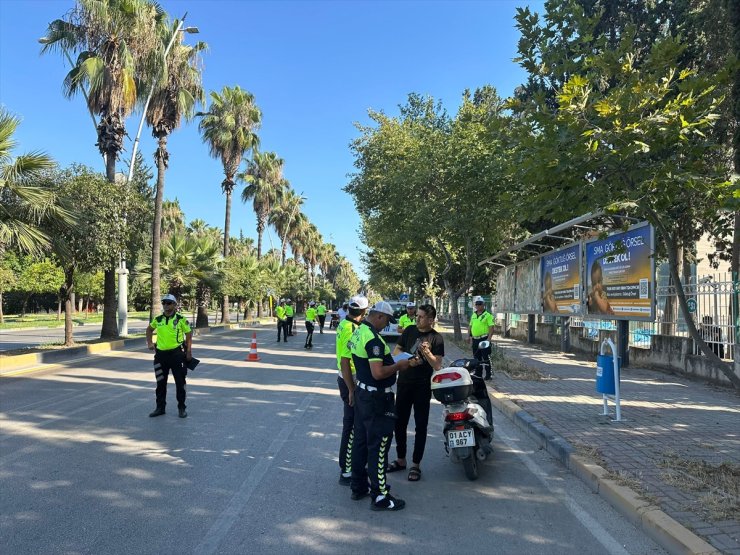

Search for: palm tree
xmin=198 ymin=85 xmax=260 ymax=323
xmin=41 ymin=0 xmax=166 ymax=338
xmin=302 ymin=224 xmax=322 ymax=289
xmin=145 ymin=20 xmax=205 ymax=319
xmin=268 ymin=188 xmax=305 ymax=266
xmin=191 ymin=234 xmax=222 ymax=328
xmin=0 ymin=109 xmax=70 ymax=257
xmin=239 ymin=152 xmax=287 ymax=259
xmin=161 ymin=198 xmax=185 ymax=239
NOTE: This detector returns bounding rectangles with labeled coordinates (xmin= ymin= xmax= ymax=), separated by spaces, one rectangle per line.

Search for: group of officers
xmin=274 ymin=298 xmax=328 ymax=342
xmin=334 ymin=296 xmax=495 ymax=511
xmin=143 ymin=291 xmax=496 ymax=512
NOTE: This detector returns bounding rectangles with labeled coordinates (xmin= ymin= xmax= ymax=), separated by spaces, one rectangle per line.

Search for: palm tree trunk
xmin=0 ymin=292 xmax=3 ymax=324
xmin=150 ymin=135 xmax=167 ymax=321
xmin=100 ymin=269 xmax=118 ymax=338
xmin=257 ymin=230 xmax=263 ymax=260
xmin=99 ymin=140 xmax=120 ymax=338
xmin=222 ymin=187 xmax=232 ymax=324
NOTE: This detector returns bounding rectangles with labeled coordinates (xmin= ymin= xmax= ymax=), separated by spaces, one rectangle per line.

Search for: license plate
xmin=447 ymin=429 xmax=475 ymax=449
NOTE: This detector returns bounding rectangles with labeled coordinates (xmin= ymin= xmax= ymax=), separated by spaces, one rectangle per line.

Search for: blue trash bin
xmin=596 ymin=354 xmax=620 ymax=395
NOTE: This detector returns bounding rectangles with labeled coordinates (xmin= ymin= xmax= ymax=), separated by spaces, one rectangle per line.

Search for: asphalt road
xmin=0 ymin=320 xmax=151 ymax=351
xmin=0 ymin=326 xmax=667 ymax=554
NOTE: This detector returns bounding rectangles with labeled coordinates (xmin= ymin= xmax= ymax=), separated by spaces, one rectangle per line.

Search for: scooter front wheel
xmin=462 ymin=450 xmax=479 ymax=480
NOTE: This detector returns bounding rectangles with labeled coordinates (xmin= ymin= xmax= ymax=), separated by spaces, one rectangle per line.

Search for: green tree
xmin=18 ymin=259 xmax=64 ymax=317
xmin=268 ymin=188 xmax=305 ymax=265
xmin=512 ymin=6 xmax=738 ymax=387
xmin=45 ymin=165 xmax=130 ymax=345
xmin=198 ymin=85 xmax=261 ymax=323
xmin=239 ymin=152 xmax=287 ymax=259
xmin=0 ymin=109 xmax=69 ymax=257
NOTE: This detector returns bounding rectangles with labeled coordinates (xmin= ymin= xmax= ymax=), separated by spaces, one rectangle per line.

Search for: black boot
xmin=149 ymin=407 xmax=165 ymax=417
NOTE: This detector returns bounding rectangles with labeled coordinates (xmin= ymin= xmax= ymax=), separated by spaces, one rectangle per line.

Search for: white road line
xmin=496 ymin=427 xmax=631 ymax=555
xmin=193 ymin=394 xmax=315 ymax=555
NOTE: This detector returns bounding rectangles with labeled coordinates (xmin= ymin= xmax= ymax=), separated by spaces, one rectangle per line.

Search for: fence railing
xmin=436 ymin=273 xmax=736 ymax=360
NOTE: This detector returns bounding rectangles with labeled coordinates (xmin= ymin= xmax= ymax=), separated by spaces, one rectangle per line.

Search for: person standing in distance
xmin=350 ymin=301 xmax=419 ymax=511
xmin=468 ymin=296 xmax=495 ymax=380
xmin=304 ymin=301 xmax=318 ymax=349
xmin=146 ymin=294 xmax=193 ymax=418
xmin=397 ymin=302 xmax=417 ymax=333
xmin=276 ymin=299 xmax=288 ymax=342
xmin=285 ymin=298 xmax=295 ymax=336
xmin=317 ymin=300 xmax=327 ymax=333
xmin=337 ymin=302 xmax=349 ymax=322
xmin=388 ymin=304 xmax=444 ymax=482
xmin=335 ymin=295 xmax=368 ymax=485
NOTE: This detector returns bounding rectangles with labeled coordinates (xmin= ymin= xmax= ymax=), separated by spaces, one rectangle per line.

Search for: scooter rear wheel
xmin=462 ymin=452 xmax=479 ymax=480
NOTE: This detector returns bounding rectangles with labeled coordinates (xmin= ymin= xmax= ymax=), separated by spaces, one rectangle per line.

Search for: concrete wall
xmin=506 ymin=322 xmax=736 ymax=387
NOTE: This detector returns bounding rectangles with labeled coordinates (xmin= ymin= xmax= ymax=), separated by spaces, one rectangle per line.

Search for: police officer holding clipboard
xmin=349 ymin=301 xmax=420 ymax=511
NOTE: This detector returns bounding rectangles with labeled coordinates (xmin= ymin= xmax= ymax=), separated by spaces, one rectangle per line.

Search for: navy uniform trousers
xmin=154 ymin=347 xmax=187 ymax=410
xmin=351 ymin=387 xmax=396 ymax=497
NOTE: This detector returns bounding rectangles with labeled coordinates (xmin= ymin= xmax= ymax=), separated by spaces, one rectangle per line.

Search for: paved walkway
xmin=459 ymin=336 xmax=739 ymax=554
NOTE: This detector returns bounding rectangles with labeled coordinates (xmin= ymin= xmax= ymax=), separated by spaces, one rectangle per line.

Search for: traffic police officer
xmin=349 ymin=301 xmax=418 ymax=511
xmin=146 ymin=294 xmax=193 ymax=418
xmin=335 ymin=295 xmax=369 ymax=485
xmin=276 ymin=299 xmax=288 ymax=342
xmin=397 ymin=301 xmax=416 ymax=333
xmin=304 ymin=301 xmax=318 ymax=349
xmin=285 ymin=298 xmax=295 ymax=336
xmin=468 ymin=295 xmax=495 ymax=380
xmin=317 ymin=301 xmax=327 ymax=333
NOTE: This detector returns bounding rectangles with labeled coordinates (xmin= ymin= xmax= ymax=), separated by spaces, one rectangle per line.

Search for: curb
xmin=487 ymin=389 xmax=718 ymax=555
xmin=0 ymin=323 xmax=255 ymax=376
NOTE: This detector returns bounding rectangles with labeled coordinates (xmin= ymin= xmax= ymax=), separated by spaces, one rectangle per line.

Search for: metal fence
xmin=437 ymin=273 xmax=736 ymax=360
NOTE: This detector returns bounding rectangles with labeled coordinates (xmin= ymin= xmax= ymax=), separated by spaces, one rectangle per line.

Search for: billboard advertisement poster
xmin=514 ymin=258 xmax=542 ymax=314
xmin=496 ymin=266 xmax=516 ymax=312
xmin=540 ymin=243 xmax=582 ymax=316
xmin=584 ymin=223 xmax=655 ymax=321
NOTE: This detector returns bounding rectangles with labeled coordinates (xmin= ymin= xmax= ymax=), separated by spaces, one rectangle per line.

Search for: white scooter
xmin=431 ymin=357 xmax=494 ymax=480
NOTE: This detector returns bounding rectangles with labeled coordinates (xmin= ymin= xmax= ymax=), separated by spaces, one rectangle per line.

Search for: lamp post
xmin=117 ymin=14 xmax=198 ymax=335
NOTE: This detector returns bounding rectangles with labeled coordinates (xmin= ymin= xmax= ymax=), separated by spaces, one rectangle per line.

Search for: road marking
xmin=193 ymin=394 xmax=315 ymax=555
xmin=496 ymin=427 xmax=630 ymax=555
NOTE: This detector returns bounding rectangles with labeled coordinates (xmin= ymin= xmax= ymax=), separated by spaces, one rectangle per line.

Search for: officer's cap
xmin=370 ymin=301 xmax=397 ymax=323
xmin=161 ymin=293 xmax=177 ymax=303
xmin=349 ymin=295 xmax=369 ymax=310
xmin=473 ymin=295 xmax=485 ymax=305
xmin=406 ymin=302 xmax=416 ymax=308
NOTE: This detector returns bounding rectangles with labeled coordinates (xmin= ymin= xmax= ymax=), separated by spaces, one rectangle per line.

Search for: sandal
xmin=387 ymin=460 xmax=406 ymax=473
xmin=408 ymin=467 xmax=421 ymax=481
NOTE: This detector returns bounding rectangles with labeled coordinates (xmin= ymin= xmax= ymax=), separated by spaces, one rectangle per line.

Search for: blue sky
xmin=0 ymin=0 xmax=544 ymax=278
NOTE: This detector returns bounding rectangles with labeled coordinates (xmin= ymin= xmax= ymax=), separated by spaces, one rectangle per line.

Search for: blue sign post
xmin=399 ymin=293 xmax=409 ymax=301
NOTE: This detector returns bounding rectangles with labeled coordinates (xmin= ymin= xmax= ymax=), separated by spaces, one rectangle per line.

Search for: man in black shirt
xmin=387 ymin=304 xmax=444 ymax=482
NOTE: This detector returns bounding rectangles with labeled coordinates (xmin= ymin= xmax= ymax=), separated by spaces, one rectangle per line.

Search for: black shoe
xmin=338 ymin=473 xmax=351 ymax=486
xmin=149 ymin=407 xmax=165 ymax=417
xmin=371 ymin=493 xmax=405 ymax=511
xmin=178 ymin=408 xmax=187 ymax=418
xmin=351 ymin=489 xmax=370 ymax=501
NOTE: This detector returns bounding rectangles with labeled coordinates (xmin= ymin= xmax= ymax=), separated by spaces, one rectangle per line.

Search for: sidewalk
xmin=445 ymin=335 xmax=739 ymax=555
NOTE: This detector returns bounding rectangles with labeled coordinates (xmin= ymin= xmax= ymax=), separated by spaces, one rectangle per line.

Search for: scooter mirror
xmin=450 ymin=358 xmax=467 ymax=367
xmin=477 ymin=340 xmax=490 ymax=349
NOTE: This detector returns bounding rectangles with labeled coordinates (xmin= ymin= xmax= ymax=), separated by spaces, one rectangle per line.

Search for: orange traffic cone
xmin=246 ymin=332 xmax=261 ymax=361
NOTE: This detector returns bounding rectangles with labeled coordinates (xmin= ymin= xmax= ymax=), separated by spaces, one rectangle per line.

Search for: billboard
xmin=496 ymin=266 xmax=516 ymax=312
xmin=540 ymin=243 xmax=582 ymax=316
xmin=514 ymin=258 xmax=542 ymax=314
xmin=584 ymin=223 xmax=655 ymax=321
